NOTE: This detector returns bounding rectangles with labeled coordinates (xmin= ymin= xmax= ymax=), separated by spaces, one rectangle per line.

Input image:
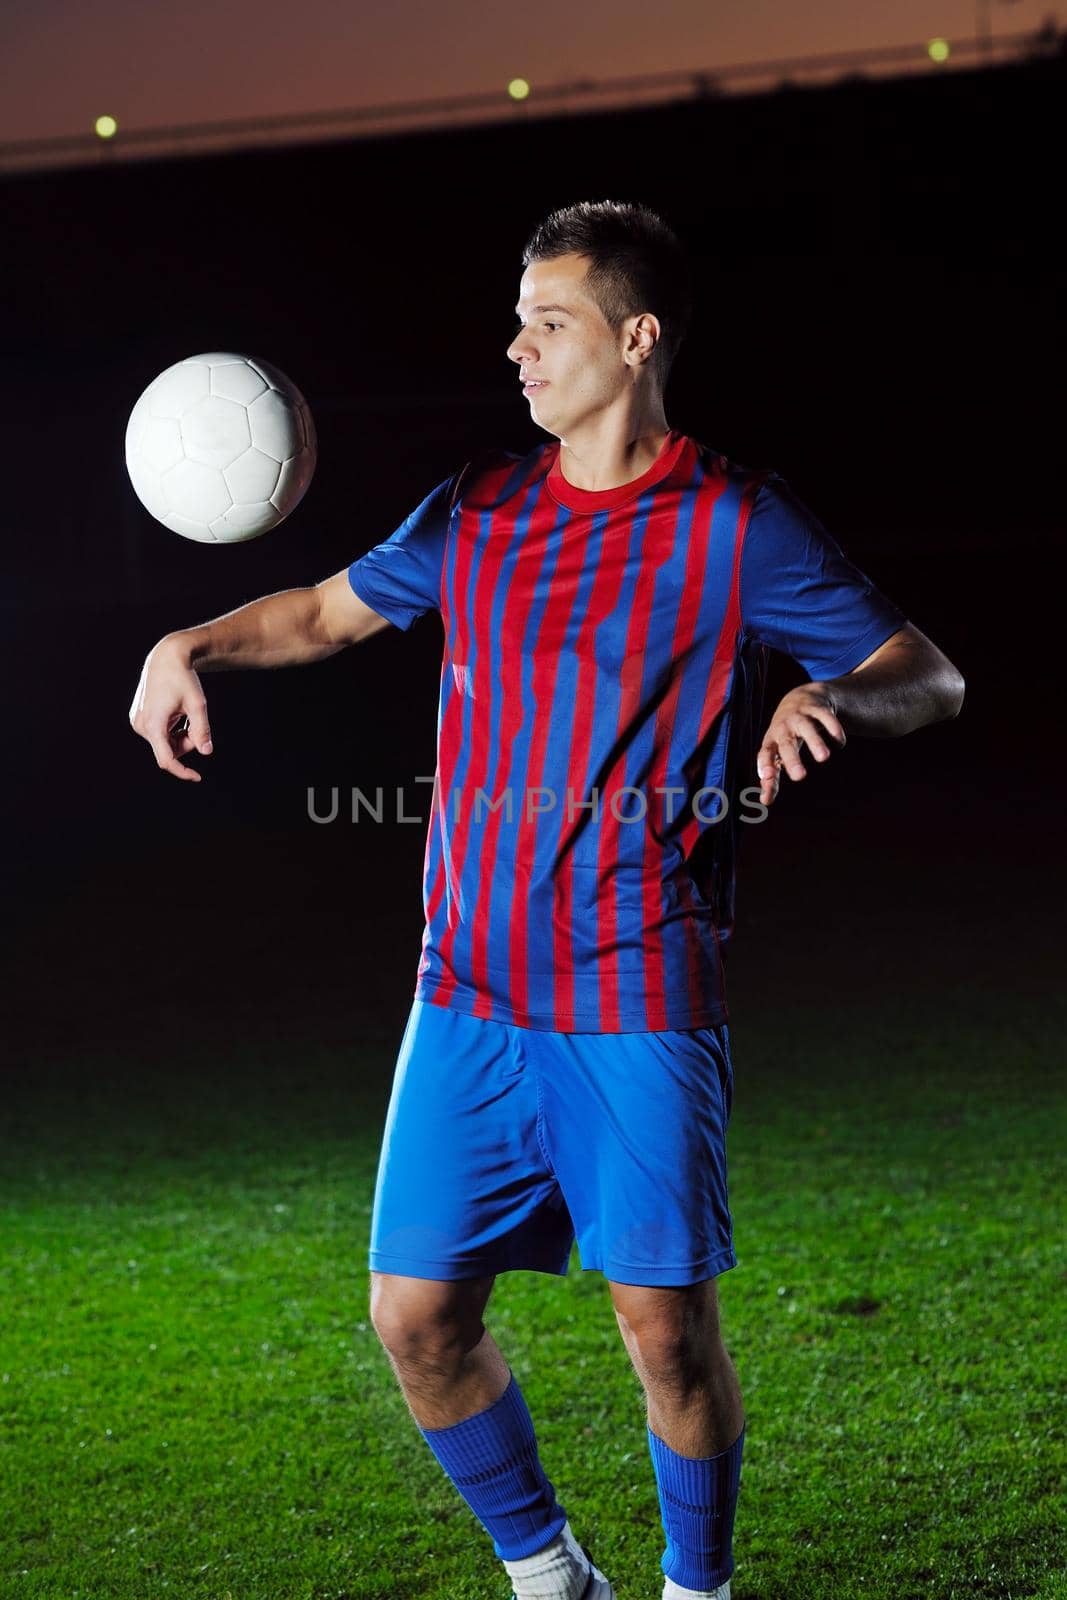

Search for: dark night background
xmin=1 ymin=54 xmax=1062 ymax=1067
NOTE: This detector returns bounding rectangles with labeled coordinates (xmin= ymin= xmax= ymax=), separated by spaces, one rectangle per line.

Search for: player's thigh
xmin=537 ymin=1021 xmax=735 ymax=1284
xmin=369 ymin=1268 xmax=497 ymax=1354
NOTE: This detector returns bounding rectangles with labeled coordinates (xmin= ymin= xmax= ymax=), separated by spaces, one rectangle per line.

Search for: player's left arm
xmin=756 ymin=622 xmax=965 ymax=807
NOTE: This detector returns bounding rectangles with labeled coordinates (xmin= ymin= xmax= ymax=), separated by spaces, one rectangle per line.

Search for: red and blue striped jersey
xmin=348 ymin=428 xmax=906 ymax=1032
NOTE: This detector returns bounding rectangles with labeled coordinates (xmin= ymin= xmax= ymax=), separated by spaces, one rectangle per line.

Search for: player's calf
xmin=609 ymin=1279 xmax=743 ymax=1600
xmin=369 ymin=1273 xmax=611 ymax=1597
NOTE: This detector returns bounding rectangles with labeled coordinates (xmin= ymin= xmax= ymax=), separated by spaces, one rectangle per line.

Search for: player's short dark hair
xmin=521 ymin=199 xmax=694 ymax=388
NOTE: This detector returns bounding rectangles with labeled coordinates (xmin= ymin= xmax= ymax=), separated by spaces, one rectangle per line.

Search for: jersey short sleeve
xmin=740 ymin=472 xmax=908 ymax=680
xmin=347 ymin=467 xmax=462 ymax=631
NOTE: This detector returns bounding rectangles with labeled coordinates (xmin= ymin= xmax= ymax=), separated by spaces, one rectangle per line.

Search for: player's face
xmin=507 ymin=253 xmax=630 ymax=434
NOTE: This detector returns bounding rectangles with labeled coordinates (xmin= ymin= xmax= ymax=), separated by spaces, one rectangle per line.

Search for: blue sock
xmin=419 ymin=1371 xmax=568 ymax=1560
xmin=647 ymin=1421 xmax=745 ymax=1590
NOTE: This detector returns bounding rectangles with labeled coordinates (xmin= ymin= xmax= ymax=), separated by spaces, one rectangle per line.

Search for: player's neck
xmin=556 ymin=415 xmax=674 ymax=494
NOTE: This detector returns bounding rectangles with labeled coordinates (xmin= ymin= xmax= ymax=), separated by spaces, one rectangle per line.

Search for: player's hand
xmin=128 ymin=637 xmax=213 ymax=782
xmin=756 ymin=684 xmax=845 ymax=807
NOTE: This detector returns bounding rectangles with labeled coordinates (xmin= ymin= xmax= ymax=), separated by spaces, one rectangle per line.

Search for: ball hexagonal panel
xmin=248 ymin=388 xmax=303 ymax=462
xmin=225 ymin=447 xmax=282 ymax=504
xmin=180 ymin=395 xmax=252 ymax=469
xmin=161 ymin=458 xmax=232 ymax=523
xmin=148 ymin=361 xmax=210 ymax=418
xmin=211 ymin=362 xmax=268 ymax=405
xmin=139 ymin=416 xmax=184 ymax=474
xmin=159 ymin=510 xmax=220 ymax=543
xmin=272 ymin=451 xmax=315 ymax=511
xmin=209 ymin=502 xmax=281 ymax=542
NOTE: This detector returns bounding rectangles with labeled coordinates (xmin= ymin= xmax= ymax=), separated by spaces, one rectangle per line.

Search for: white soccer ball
xmin=124 ymin=352 xmax=317 ymax=543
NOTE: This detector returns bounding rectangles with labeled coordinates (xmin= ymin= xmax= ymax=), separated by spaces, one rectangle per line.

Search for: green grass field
xmin=2 ymin=823 xmax=1064 ymax=1600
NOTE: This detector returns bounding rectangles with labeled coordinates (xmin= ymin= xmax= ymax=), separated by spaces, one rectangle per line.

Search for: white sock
xmin=663 ymin=1577 xmax=731 ymax=1600
xmin=503 ymin=1518 xmax=592 ymax=1599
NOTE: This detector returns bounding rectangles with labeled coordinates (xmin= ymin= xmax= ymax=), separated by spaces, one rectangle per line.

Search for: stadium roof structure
xmin=1 ymin=23 xmax=1064 ymax=176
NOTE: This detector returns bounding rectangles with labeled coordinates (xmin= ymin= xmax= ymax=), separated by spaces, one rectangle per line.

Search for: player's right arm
xmin=128 ymin=572 xmax=391 ymax=782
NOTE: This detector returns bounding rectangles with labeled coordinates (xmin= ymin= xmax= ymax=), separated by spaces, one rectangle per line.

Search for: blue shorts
xmin=368 ymin=998 xmax=736 ymax=1287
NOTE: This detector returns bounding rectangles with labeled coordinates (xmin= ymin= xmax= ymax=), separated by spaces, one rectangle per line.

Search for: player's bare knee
xmin=375 ymin=1314 xmax=486 ymax=1371
xmin=369 ymin=1270 xmax=492 ymax=1362
xmin=609 ymin=1278 xmax=721 ymax=1373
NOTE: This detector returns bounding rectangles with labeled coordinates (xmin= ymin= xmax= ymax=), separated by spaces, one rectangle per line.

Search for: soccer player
xmin=130 ymin=200 xmax=965 ymax=1600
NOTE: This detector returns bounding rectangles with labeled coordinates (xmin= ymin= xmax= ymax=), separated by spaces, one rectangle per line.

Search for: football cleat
xmin=508 ymin=1542 xmax=616 ymax=1600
